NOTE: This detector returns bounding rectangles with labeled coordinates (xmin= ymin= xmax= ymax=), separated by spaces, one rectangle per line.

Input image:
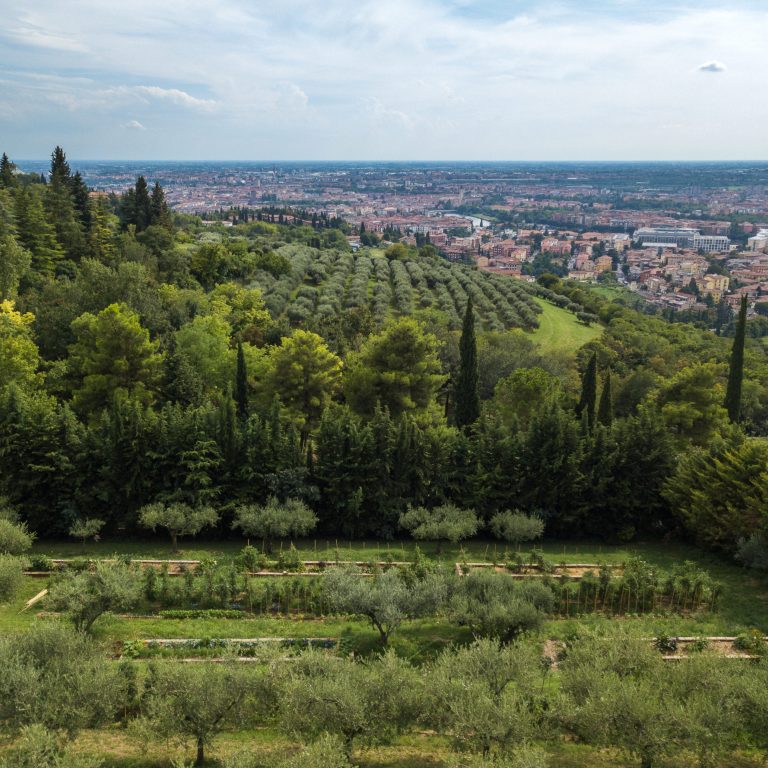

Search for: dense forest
xmin=1 ymin=148 xmax=768 ymax=567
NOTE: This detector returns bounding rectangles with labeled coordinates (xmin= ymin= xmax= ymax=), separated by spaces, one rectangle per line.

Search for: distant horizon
xmin=14 ymin=158 xmax=768 ymax=165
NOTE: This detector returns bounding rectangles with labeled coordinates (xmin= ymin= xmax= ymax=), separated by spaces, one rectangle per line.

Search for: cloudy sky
xmin=0 ymin=0 xmax=765 ymax=160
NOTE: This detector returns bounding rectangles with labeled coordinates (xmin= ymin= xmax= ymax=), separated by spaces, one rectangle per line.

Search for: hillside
xmin=531 ymin=296 xmax=603 ymax=353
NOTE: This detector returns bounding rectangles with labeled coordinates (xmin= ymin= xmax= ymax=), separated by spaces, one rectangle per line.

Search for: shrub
xmin=0 ymin=518 xmax=35 ymax=555
xmin=489 ymin=510 xmax=545 ymax=548
xmin=733 ymin=629 xmax=766 ymax=655
xmin=653 ymin=634 xmax=678 ymax=654
xmin=0 ymin=554 xmax=25 ymax=602
xmin=158 ymin=609 xmax=246 ymax=620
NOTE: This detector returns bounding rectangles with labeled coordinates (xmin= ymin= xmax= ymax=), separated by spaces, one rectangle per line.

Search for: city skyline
xmin=1 ymin=0 xmax=766 ymax=161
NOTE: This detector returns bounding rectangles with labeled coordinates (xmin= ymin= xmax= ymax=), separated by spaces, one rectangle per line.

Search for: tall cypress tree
xmin=724 ymin=295 xmax=748 ymax=422
xmin=576 ymin=353 xmax=598 ymax=428
xmin=134 ymin=176 xmax=152 ymax=232
xmin=597 ymin=369 xmax=613 ymax=427
xmin=235 ymin=342 xmax=249 ymax=419
xmin=150 ymin=182 xmax=171 ymax=228
xmin=454 ymin=297 xmax=480 ymax=429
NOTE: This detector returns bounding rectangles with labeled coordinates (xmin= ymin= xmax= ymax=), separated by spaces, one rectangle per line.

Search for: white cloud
xmin=697 ymin=60 xmax=727 ymax=72
xmin=123 ymin=119 xmax=146 ymax=130
xmin=133 ymin=85 xmax=217 ymax=111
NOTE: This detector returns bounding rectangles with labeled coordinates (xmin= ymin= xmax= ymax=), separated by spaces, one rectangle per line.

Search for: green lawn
xmin=531 ymin=297 xmax=602 ymax=354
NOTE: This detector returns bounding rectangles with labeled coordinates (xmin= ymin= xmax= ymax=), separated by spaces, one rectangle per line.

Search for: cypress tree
xmin=235 ymin=342 xmax=248 ymax=419
xmin=724 ymin=295 xmax=748 ymax=422
xmin=150 ymin=182 xmax=171 ymax=228
xmin=50 ymin=146 xmax=71 ymax=183
xmin=134 ymin=176 xmax=152 ymax=232
xmin=597 ymin=370 xmax=613 ymax=427
xmin=454 ymin=296 xmax=480 ymax=429
xmin=576 ymin=353 xmax=598 ymax=428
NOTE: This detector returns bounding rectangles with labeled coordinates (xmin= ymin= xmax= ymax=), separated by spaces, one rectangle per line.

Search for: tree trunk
xmin=196 ymin=737 xmax=205 ymax=765
xmin=171 ymin=531 xmax=179 ymax=554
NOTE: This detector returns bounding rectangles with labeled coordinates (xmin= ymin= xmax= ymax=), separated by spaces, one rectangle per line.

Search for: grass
xmin=531 ymin=297 xmax=602 ymax=354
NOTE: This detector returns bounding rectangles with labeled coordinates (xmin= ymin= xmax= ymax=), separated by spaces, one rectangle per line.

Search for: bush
xmin=0 ymin=518 xmax=35 ymax=555
xmin=734 ymin=629 xmax=766 ymax=655
xmin=489 ymin=510 xmax=545 ymax=548
xmin=736 ymin=533 xmax=768 ymax=571
xmin=29 ymin=554 xmax=53 ymax=571
xmin=0 ymin=554 xmax=25 ymax=602
xmin=653 ymin=634 xmax=678 ymax=654
xmin=158 ymin=609 xmax=246 ymax=620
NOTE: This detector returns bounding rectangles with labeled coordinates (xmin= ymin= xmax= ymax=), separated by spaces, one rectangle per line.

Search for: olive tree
xmin=426 ymin=639 xmax=549 ymax=757
xmin=46 ymin=560 xmax=141 ymax=632
xmin=444 ymin=747 xmax=549 ymax=768
xmin=276 ymin=649 xmax=422 ymax=757
xmin=323 ymin=566 xmax=448 ymax=645
xmin=138 ymin=502 xmax=218 ymax=553
xmin=0 ymin=516 xmax=34 ymax=602
xmin=68 ymin=518 xmax=105 ymax=548
xmin=232 ymin=497 xmax=317 ymax=553
xmin=450 ymin=570 xmax=553 ymax=642
xmin=399 ymin=503 xmax=479 ymax=554
xmin=137 ymin=661 xmax=263 ymax=766
xmin=0 ymin=517 xmax=35 ymax=555
xmin=489 ymin=511 xmax=544 ymax=549
xmin=0 ymin=623 xmax=127 ymax=738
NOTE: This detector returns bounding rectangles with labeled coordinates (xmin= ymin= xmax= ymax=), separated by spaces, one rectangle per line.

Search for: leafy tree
xmin=492 ymin=367 xmax=561 ymax=431
xmin=46 ymin=560 xmax=141 ymax=632
xmin=323 ymin=566 xmax=447 ymax=645
xmin=174 ymin=313 xmax=236 ymax=395
xmin=345 ymin=317 xmax=445 ymax=417
xmin=68 ymin=518 xmax=105 ymax=547
xmin=489 ymin=510 xmax=544 ymax=549
xmin=0 ymin=234 xmax=31 ymax=300
xmin=597 ymin=370 xmax=613 ymax=427
xmin=68 ymin=303 xmax=162 ymax=414
xmin=0 ymin=622 xmax=127 ymax=735
xmin=276 ymin=650 xmax=422 ymax=755
xmin=266 ymin=330 xmax=343 ymax=442
xmin=232 ymin=497 xmax=317 ymax=553
xmin=455 ymin=297 xmax=480 ymax=429
xmin=450 ymin=570 xmax=552 ymax=642
xmin=223 ymin=735 xmax=354 ymax=768
xmin=724 ymin=295 xmax=747 ymax=422
xmin=0 ymin=516 xmax=35 ymax=554
xmin=138 ymin=502 xmax=219 ymax=552
xmin=576 ymin=353 xmax=597 ymax=427
xmin=0 ymin=300 xmax=41 ymax=392
xmin=426 ymin=639 xmax=548 ymax=757
xmin=657 ymin=363 xmax=729 ymax=447
xmin=138 ymin=661 xmax=261 ymax=766
xmin=399 ymin=503 xmax=479 ymax=553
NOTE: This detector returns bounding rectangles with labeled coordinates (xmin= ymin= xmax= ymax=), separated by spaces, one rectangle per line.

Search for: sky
xmin=0 ymin=0 xmax=766 ymax=161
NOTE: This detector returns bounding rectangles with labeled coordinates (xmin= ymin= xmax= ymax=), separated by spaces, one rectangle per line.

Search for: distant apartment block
xmin=634 ymin=227 xmax=730 ymax=253
xmin=748 ymin=229 xmax=768 ymax=252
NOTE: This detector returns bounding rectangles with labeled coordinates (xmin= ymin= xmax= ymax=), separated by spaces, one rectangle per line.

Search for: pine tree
xmin=50 ymin=146 xmax=71 ymax=183
xmin=0 ymin=153 xmax=16 ymax=188
xmin=597 ymin=370 xmax=613 ymax=427
xmin=235 ymin=342 xmax=248 ymax=419
xmin=454 ymin=297 xmax=480 ymax=429
xmin=14 ymin=187 xmax=63 ymax=275
xmin=724 ymin=295 xmax=748 ymax=422
xmin=576 ymin=353 xmax=598 ymax=428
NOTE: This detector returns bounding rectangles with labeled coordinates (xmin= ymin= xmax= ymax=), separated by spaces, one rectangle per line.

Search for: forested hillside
xmin=1 ymin=149 xmax=768 ymax=567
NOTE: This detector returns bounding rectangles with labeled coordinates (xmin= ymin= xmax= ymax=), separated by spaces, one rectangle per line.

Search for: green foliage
xmin=0 ymin=517 xmax=35 ymax=554
xmin=232 ymin=497 xmax=317 ymax=551
xmin=0 ymin=724 xmax=103 ymax=768
xmin=399 ymin=504 xmax=479 ymax=548
xmin=138 ymin=502 xmax=219 ymax=551
xmin=68 ymin=303 xmax=162 ymax=414
xmin=345 ymin=317 xmax=445 ymax=417
xmin=0 ymin=554 xmax=25 ymax=601
xmin=323 ymin=566 xmax=447 ymax=644
xmin=489 ymin=511 xmax=544 ymax=547
xmin=724 ymin=295 xmax=747 ymax=422
xmin=450 ymin=570 xmax=553 ymax=641
xmin=47 ymin=560 xmax=141 ymax=632
xmin=455 ymin=297 xmax=480 ymax=429
xmin=68 ymin=518 xmax=105 ymax=544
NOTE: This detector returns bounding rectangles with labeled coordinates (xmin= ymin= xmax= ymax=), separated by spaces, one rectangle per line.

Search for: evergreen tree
xmin=576 ymin=353 xmax=598 ymax=428
xmin=0 ymin=153 xmax=16 ymax=189
xmin=134 ymin=176 xmax=152 ymax=232
xmin=234 ymin=341 xmax=248 ymax=419
xmin=69 ymin=171 xmax=92 ymax=230
xmin=597 ymin=370 xmax=613 ymax=427
xmin=454 ymin=297 xmax=480 ymax=430
xmin=150 ymin=182 xmax=171 ymax=228
xmin=14 ymin=188 xmax=63 ymax=275
xmin=50 ymin=146 xmax=71 ymax=183
xmin=724 ymin=295 xmax=747 ymax=423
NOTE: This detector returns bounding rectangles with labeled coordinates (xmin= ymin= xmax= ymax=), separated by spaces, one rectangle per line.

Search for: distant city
xmin=19 ymin=160 xmax=768 ymax=313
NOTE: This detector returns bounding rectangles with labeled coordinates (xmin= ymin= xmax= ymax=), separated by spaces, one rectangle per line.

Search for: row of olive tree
xmin=1 ymin=625 xmax=767 ymax=768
